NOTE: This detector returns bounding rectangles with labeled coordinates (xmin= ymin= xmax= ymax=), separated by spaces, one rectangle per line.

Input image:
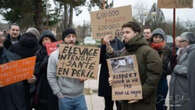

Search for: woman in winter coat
xmin=9 ymin=32 xmax=39 ymax=110
xmin=169 ymin=32 xmax=195 ymax=110
xmin=35 ymin=30 xmax=58 ymax=110
xmin=150 ymin=28 xmax=173 ymax=110
xmin=0 ymin=33 xmax=27 ymax=110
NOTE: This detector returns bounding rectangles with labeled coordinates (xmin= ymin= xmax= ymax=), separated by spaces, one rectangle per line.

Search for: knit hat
xmin=151 ymin=28 xmax=166 ymax=41
xmin=39 ymin=30 xmax=56 ymax=46
xmin=26 ymin=27 xmax=40 ymax=40
xmin=180 ymin=32 xmax=195 ymax=44
xmin=62 ymin=28 xmax=76 ymax=40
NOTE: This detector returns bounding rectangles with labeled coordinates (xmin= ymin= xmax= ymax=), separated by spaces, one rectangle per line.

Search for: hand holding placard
xmin=27 ymin=75 xmax=36 ymax=84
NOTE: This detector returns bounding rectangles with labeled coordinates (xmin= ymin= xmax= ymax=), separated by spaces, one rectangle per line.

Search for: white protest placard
xmin=107 ymin=55 xmax=143 ymax=101
xmin=57 ymin=44 xmax=100 ymax=79
xmin=90 ymin=5 xmax=132 ymax=39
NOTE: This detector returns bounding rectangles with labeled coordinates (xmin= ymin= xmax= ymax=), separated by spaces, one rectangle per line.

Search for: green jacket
xmin=120 ymin=35 xmax=162 ymax=110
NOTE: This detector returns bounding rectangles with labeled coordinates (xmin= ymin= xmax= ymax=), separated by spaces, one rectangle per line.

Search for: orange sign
xmin=0 ymin=56 xmax=36 ymax=86
xmin=45 ymin=40 xmax=63 ymax=55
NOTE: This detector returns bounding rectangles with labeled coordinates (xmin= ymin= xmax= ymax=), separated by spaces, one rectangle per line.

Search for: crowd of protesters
xmin=0 ymin=21 xmax=195 ymax=110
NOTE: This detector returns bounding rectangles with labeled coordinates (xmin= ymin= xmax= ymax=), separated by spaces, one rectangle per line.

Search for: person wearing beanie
xmin=170 ymin=32 xmax=195 ymax=110
xmin=47 ymin=28 xmax=88 ymax=110
xmin=26 ymin=27 xmax=40 ymax=40
xmin=34 ymin=30 xmax=58 ymax=110
xmin=150 ymin=28 xmax=173 ymax=110
xmin=62 ymin=28 xmax=76 ymax=41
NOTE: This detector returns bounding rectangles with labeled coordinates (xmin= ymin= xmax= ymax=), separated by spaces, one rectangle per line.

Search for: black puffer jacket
xmin=8 ymin=32 xmax=39 ymax=110
xmin=0 ymin=48 xmax=27 ymax=110
xmin=9 ymin=32 xmax=39 ymax=58
xmin=98 ymin=37 xmax=124 ymax=97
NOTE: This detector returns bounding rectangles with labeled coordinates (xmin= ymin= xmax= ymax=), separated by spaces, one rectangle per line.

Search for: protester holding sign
xmin=9 ymin=32 xmax=39 ymax=110
xmin=35 ymin=30 xmax=58 ymax=110
xmin=47 ymin=28 xmax=88 ymax=110
xmin=104 ymin=21 xmax=162 ymax=110
xmin=0 ymin=33 xmax=27 ymax=110
xmin=150 ymin=28 xmax=173 ymax=110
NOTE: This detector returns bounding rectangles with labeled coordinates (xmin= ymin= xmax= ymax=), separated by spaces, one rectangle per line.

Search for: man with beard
xmin=47 ymin=28 xmax=88 ymax=110
xmin=104 ymin=21 xmax=162 ymax=110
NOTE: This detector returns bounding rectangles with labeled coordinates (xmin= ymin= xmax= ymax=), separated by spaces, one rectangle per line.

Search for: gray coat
xmin=188 ymin=44 xmax=195 ymax=110
xmin=169 ymin=44 xmax=195 ymax=110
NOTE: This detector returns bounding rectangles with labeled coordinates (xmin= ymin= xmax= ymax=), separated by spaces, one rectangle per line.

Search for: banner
xmin=57 ymin=44 xmax=100 ymax=79
xmin=0 ymin=56 xmax=36 ymax=86
xmin=90 ymin=5 xmax=132 ymax=39
xmin=45 ymin=40 xmax=63 ymax=55
xmin=158 ymin=0 xmax=193 ymax=8
xmin=107 ymin=55 xmax=142 ymax=101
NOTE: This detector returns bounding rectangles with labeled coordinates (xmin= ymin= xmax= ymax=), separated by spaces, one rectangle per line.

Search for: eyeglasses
xmin=179 ymin=40 xmax=187 ymax=42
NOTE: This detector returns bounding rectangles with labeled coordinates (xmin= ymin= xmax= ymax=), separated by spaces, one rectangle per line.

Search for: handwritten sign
xmin=107 ymin=55 xmax=142 ymax=101
xmin=158 ymin=0 xmax=193 ymax=8
xmin=90 ymin=5 xmax=132 ymax=39
xmin=45 ymin=40 xmax=63 ymax=55
xmin=57 ymin=44 xmax=100 ymax=79
xmin=0 ymin=56 xmax=36 ymax=86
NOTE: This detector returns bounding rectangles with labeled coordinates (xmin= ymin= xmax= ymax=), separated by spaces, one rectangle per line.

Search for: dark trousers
xmin=156 ymin=76 xmax=168 ymax=110
xmin=104 ymin=96 xmax=121 ymax=110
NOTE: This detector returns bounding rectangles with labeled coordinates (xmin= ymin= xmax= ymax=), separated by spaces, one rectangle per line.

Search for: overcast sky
xmin=1 ymin=0 xmax=195 ymax=26
xmin=73 ymin=0 xmax=195 ymax=26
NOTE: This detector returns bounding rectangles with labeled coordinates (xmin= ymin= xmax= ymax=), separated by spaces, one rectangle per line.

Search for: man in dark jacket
xmin=98 ymin=36 xmax=124 ymax=110
xmin=0 ymin=33 xmax=27 ymax=110
xmin=4 ymin=24 xmax=21 ymax=49
xmin=104 ymin=21 xmax=162 ymax=110
xmin=143 ymin=25 xmax=152 ymax=44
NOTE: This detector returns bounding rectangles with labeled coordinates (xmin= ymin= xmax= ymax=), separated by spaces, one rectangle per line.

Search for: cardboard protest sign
xmin=0 ymin=56 xmax=36 ymax=86
xmin=57 ymin=44 xmax=100 ymax=79
xmin=158 ymin=0 xmax=193 ymax=8
xmin=90 ymin=5 xmax=132 ymax=39
xmin=107 ymin=55 xmax=143 ymax=101
xmin=45 ymin=40 xmax=63 ymax=55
